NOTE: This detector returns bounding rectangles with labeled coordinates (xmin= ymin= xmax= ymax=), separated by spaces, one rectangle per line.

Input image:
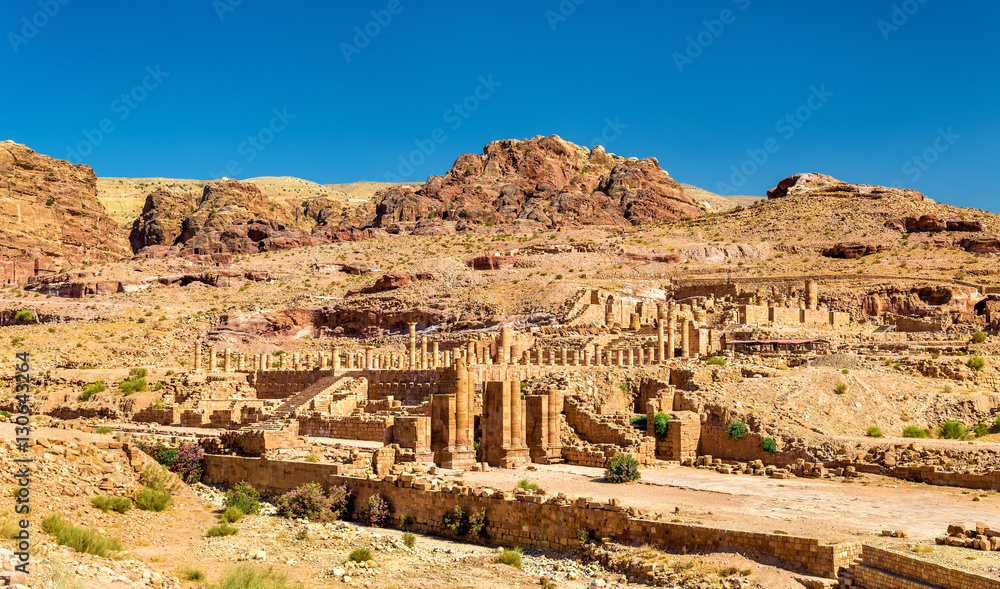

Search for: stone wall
xmin=296 ymin=413 xmax=392 ymax=442
xmin=853 ymin=545 xmax=1000 ymax=589
xmin=201 ymin=454 xmax=857 ymax=579
xmin=563 ymin=397 xmax=654 ymax=462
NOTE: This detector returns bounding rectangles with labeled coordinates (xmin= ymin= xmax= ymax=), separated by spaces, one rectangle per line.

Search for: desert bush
xmin=939 ymin=420 xmax=968 ymax=440
xmin=119 ymin=373 xmax=147 ymax=395
xmin=41 ymin=513 xmax=123 ymax=557
xmin=276 ymin=482 xmax=351 ymax=523
xmin=973 ymin=421 xmax=989 ymax=438
xmin=835 ymin=382 xmax=849 ymax=395
xmin=761 ymin=437 xmax=777 ymax=455
xmin=866 ymin=426 xmax=883 ymax=438
xmin=727 ymin=421 xmax=748 ymax=440
xmin=967 ymin=355 xmax=986 ymax=372
xmin=902 ymin=425 xmax=930 ymax=438
xmin=0 ymin=518 xmax=19 ymax=539
xmin=135 ymin=487 xmax=172 ymax=512
xmin=13 ymin=309 xmax=33 ymax=323
xmin=222 ymin=506 xmax=244 ymax=523
xmin=207 ymin=523 xmax=238 ymax=537
xmin=80 ymin=381 xmax=106 ymax=401
xmin=182 ymin=569 xmax=205 ymax=581
xmin=971 ymin=331 xmax=988 ymax=344
xmin=94 ymin=426 xmax=112 ymax=435
xmin=497 ymin=547 xmax=523 ymax=569
xmin=216 ymin=565 xmax=293 ymax=589
xmin=706 ymin=356 xmax=726 ymax=366
xmin=653 ymin=412 xmax=671 ymax=439
xmin=304 ymin=454 xmax=318 ymax=462
xmin=402 ymin=531 xmax=416 ymax=548
xmin=134 ymin=464 xmax=178 ymax=512
xmin=224 ymin=481 xmax=261 ymax=515
xmin=605 ymin=453 xmax=640 ymax=483
xmin=90 ymin=496 xmax=131 ymax=514
xmin=517 ymin=479 xmax=539 ymax=492
xmin=349 ymin=547 xmax=373 ymax=562
xmin=630 ymin=414 xmax=647 ymax=429
xmin=360 ymin=493 xmax=390 ymax=527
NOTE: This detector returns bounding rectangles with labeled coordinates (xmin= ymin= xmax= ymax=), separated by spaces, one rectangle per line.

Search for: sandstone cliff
xmin=767 ymin=172 xmax=926 ymax=200
xmin=367 ymin=135 xmax=705 ymax=229
xmin=0 ymin=141 xmax=129 ymax=283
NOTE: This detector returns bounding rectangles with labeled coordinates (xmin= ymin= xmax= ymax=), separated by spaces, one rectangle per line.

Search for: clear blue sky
xmin=2 ymin=0 xmax=997 ymax=210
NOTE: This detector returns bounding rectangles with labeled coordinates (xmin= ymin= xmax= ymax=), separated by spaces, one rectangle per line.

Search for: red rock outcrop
xmin=367 ymin=135 xmax=704 ymax=229
xmin=128 ymin=187 xmax=199 ymax=252
xmin=0 ymin=141 xmax=129 ymax=284
xmin=885 ymin=215 xmax=985 ymax=233
xmin=347 ymin=272 xmax=435 ymax=296
xmin=960 ymin=236 xmax=1000 ymax=254
xmin=821 ymin=243 xmax=881 ymax=259
xmin=467 ymin=255 xmax=518 ymax=270
xmin=767 ymin=173 xmax=925 ymax=200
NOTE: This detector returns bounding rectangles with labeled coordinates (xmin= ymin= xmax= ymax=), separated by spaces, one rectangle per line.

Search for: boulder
xmin=467 ymin=255 xmax=518 ymax=270
xmin=960 ymin=236 xmax=1000 ymax=254
xmin=767 ymin=173 xmax=924 ymax=200
xmin=821 ymin=243 xmax=880 ymax=259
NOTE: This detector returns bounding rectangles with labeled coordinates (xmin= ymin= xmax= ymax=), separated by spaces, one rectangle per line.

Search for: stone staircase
xmin=243 ymin=375 xmax=346 ymax=431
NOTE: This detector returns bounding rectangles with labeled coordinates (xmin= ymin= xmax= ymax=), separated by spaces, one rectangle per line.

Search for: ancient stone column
xmin=656 ymin=304 xmax=666 ymax=363
xmin=420 ymin=336 xmax=428 ymax=369
xmin=667 ymin=315 xmax=676 ymax=359
xmin=238 ymin=353 xmax=245 ymax=372
xmin=547 ymin=386 xmax=561 ymax=450
xmin=500 ymin=327 xmax=513 ymax=363
xmin=332 ymin=347 xmax=341 ymax=371
xmin=408 ymin=322 xmax=417 ymax=368
xmin=209 ymin=348 xmax=217 ymax=373
xmin=510 ymin=380 xmax=523 ymax=451
xmin=629 ymin=313 xmax=640 ymax=331
xmin=455 ymin=359 xmax=470 ymax=452
xmin=194 ymin=341 xmax=202 ymax=370
xmin=681 ymin=320 xmax=693 ymax=357
xmin=806 ymin=280 xmax=819 ymax=311
xmin=467 ymin=341 xmax=476 ymax=365
xmin=560 ymin=347 xmax=567 ymax=365
xmin=224 ymin=350 xmax=232 ymax=372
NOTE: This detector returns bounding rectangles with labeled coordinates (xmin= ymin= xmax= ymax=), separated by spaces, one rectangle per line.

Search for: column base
xmin=439 ymin=448 xmax=477 ymax=470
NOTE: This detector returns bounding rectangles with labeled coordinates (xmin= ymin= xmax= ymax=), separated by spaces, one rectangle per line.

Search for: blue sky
xmin=2 ymin=0 xmax=997 ymax=210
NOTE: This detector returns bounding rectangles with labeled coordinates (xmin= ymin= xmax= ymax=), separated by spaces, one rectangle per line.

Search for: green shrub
xmin=182 ymin=569 xmax=205 ymax=581
xmin=971 ymin=331 xmax=988 ymax=344
xmin=216 ymin=565 xmax=293 ymax=589
xmin=304 ymin=454 xmax=318 ymax=462
xmin=0 ymin=518 xmax=20 ymax=539
xmin=629 ymin=415 xmax=647 ymax=429
xmin=207 ymin=523 xmax=238 ymax=537
xmin=41 ymin=513 xmax=123 ymax=557
xmin=119 ymin=376 xmax=147 ymax=394
xmin=517 ymin=479 xmax=539 ymax=492
xmin=605 ymin=453 xmax=640 ymax=483
xmin=967 ymin=356 xmax=986 ymax=372
xmin=902 ymin=425 xmax=930 ymax=438
xmin=95 ymin=426 xmax=112 ymax=435
xmin=135 ymin=487 xmax=172 ymax=512
xmin=727 ymin=421 xmax=748 ymax=440
xmin=222 ymin=506 xmax=244 ymax=523
xmin=90 ymin=496 xmax=131 ymax=514
xmin=13 ymin=309 xmax=34 ymax=324
xmin=653 ymin=412 xmax=671 ymax=439
xmin=577 ymin=528 xmax=592 ymax=544
xmin=706 ymin=356 xmax=726 ymax=366
xmin=835 ymin=382 xmax=849 ymax=395
xmin=866 ymin=426 xmax=884 ymax=438
xmin=80 ymin=381 xmax=106 ymax=401
xmin=497 ymin=547 xmax=523 ymax=569
xmin=224 ymin=481 xmax=261 ymax=515
xmin=761 ymin=437 xmax=777 ymax=455
xmin=276 ymin=482 xmax=351 ymax=522
xmin=402 ymin=531 xmax=416 ymax=549
xmin=939 ymin=420 xmax=968 ymax=440
xmin=349 ymin=547 xmax=373 ymax=562
xmin=973 ymin=421 xmax=989 ymax=438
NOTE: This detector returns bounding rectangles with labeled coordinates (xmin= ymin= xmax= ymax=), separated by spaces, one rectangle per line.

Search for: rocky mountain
xmin=0 ymin=141 xmax=129 ymax=284
xmin=767 ymin=172 xmax=926 ymax=200
xmin=365 ymin=135 xmax=705 ymax=229
xmin=129 ymin=179 xmax=295 ymax=252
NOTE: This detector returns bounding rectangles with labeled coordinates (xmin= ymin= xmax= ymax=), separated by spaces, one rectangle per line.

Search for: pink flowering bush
xmin=276 ymin=483 xmax=351 ymax=522
xmin=360 ymin=493 xmax=390 ymax=527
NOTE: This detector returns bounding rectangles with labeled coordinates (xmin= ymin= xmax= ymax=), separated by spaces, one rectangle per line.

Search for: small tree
xmin=224 ymin=482 xmax=261 ymax=515
xmin=605 ymin=453 xmax=640 ymax=483
xmin=939 ymin=420 xmax=967 ymax=440
xmin=761 ymin=437 xmax=777 ymax=455
xmin=727 ymin=421 xmax=748 ymax=440
xmin=966 ymin=356 xmax=985 ymax=372
xmin=13 ymin=309 xmax=34 ymax=324
xmin=653 ymin=412 xmax=671 ymax=439
xmin=360 ymin=493 xmax=390 ymax=527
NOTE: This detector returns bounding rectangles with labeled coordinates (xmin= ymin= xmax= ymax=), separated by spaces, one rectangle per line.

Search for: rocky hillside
xmin=0 ymin=141 xmax=129 ymax=283
xmin=129 ymin=179 xmax=295 ymax=252
xmin=364 ymin=135 xmax=705 ymax=229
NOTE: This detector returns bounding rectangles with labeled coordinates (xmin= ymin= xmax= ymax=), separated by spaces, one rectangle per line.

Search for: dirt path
xmin=462 ymin=463 xmax=1000 ymax=540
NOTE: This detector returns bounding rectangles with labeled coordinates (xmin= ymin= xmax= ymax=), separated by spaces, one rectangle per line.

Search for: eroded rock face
xmin=960 ymin=236 xmax=1000 ymax=254
xmin=368 ymin=135 xmax=704 ymax=229
xmin=467 ymin=255 xmax=518 ymax=270
xmin=0 ymin=141 xmax=129 ymax=283
xmin=767 ymin=173 xmax=925 ymax=200
xmin=347 ymin=272 xmax=435 ymax=295
xmin=129 ymin=187 xmax=199 ymax=252
xmin=885 ymin=215 xmax=985 ymax=233
xmin=178 ymin=180 xmax=295 ymax=242
xmin=822 ymin=243 xmax=880 ymax=259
